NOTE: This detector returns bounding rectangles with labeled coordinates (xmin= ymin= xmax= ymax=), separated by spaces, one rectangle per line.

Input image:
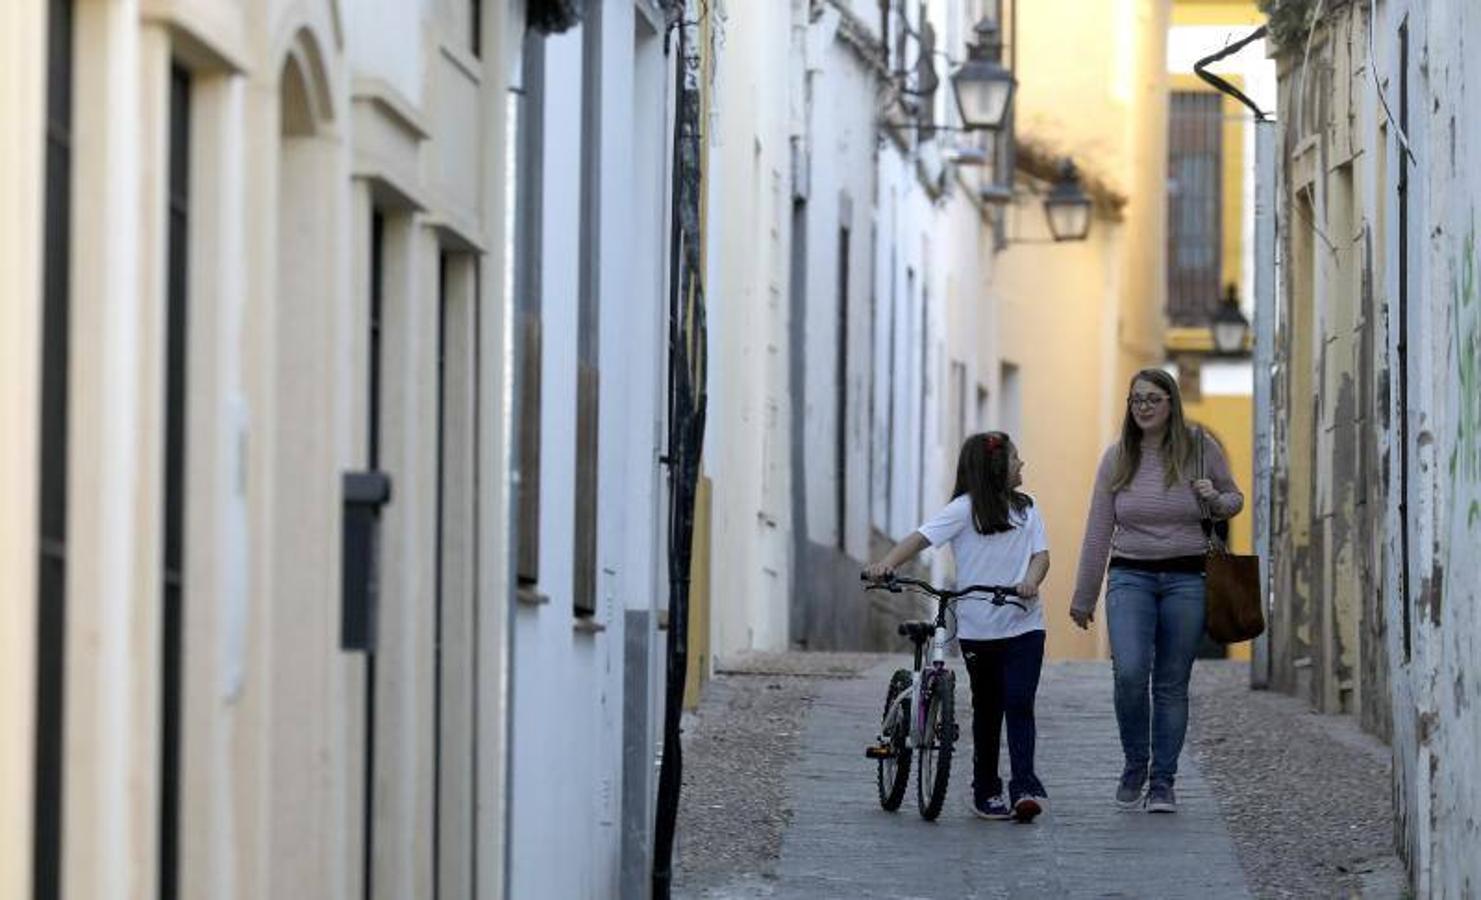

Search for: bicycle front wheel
xmin=916 ymin=670 xmax=956 ymax=820
xmin=877 ymin=669 xmax=912 ymax=811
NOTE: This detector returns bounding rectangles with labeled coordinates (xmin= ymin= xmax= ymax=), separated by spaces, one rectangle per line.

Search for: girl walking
xmin=865 ymin=432 xmax=1051 ymax=822
xmin=1069 ymin=368 xmax=1243 ymax=813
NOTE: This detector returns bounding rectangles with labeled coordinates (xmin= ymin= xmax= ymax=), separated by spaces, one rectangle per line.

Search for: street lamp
xmin=1042 ymin=160 xmax=1092 ymax=241
xmin=1211 ymin=283 xmax=1251 ymax=354
xmin=952 ymin=17 xmax=1016 ymax=131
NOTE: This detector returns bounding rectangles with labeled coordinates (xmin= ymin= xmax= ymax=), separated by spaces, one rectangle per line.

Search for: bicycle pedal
xmin=864 ymin=744 xmax=894 ymax=760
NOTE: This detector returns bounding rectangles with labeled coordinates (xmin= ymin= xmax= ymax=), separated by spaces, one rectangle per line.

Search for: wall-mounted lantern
xmin=528 ymin=0 xmax=584 ymax=34
xmin=1042 ymin=160 xmax=1092 ymax=242
xmin=951 ymin=16 xmax=1016 ymax=131
xmin=1210 ymin=283 xmax=1251 ymax=354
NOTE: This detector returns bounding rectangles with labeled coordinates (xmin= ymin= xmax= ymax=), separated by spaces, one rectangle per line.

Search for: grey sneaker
xmin=1115 ymin=769 xmax=1147 ymax=810
xmin=1145 ymin=782 xmax=1177 ymax=813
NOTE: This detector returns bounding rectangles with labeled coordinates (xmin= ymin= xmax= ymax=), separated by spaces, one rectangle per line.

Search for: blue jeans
xmin=1105 ymin=568 xmax=1205 ymax=787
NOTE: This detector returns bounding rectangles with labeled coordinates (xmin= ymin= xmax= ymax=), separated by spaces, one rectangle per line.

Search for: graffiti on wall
xmin=1452 ymin=222 xmax=1481 ymax=530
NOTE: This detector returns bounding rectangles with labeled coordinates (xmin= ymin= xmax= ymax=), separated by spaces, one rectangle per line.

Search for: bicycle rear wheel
xmin=876 ymin=669 xmax=912 ymax=811
xmin=916 ymin=670 xmax=956 ymax=820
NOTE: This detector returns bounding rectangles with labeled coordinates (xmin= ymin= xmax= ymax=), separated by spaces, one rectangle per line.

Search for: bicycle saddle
xmin=897 ymin=620 xmax=934 ymax=643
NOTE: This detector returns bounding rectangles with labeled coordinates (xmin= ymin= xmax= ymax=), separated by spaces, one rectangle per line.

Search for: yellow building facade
xmin=988 ymin=0 xmax=1271 ymax=661
xmin=1164 ymin=0 xmax=1274 ymax=660
xmin=986 ymin=0 xmax=1172 ymax=661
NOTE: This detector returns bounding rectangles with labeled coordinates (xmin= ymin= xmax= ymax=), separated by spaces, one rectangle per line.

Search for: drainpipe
xmin=1251 ymin=118 xmax=1276 ymax=689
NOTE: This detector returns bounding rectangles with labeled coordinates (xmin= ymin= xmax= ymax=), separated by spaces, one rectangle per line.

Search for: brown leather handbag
xmin=1196 ymin=430 xmax=1265 ymax=643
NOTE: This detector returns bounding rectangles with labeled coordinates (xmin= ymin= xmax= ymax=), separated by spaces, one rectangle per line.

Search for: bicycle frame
xmin=882 ymin=609 xmax=951 ymax=752
xmin=869 ymin=575 xmax=1025 ymax=752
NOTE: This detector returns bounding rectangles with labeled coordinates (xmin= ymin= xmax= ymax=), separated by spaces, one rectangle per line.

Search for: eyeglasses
xmin=1127 ymin=393 xmax=1168 ymax=409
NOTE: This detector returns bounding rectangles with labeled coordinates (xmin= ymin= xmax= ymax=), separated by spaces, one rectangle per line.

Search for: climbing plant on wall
xmin=1258 ymin=0 xmax=1326 ymax=52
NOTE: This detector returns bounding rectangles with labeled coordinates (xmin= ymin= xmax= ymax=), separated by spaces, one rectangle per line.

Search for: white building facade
xmin=3 ymin=0 xmax=525 ymax=896
xmin=501 ymin=0 xmax=683 ymax=896
xmin=705 ymin=0 xmax=1008 ymax=660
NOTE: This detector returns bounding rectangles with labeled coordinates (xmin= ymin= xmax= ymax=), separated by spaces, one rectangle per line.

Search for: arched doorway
xmin=267 ymin=27 xmax=353 ymax=895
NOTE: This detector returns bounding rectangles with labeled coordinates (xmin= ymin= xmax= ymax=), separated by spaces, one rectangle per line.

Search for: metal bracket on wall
xmin=341 ymin=470 xmax=392 ymax=651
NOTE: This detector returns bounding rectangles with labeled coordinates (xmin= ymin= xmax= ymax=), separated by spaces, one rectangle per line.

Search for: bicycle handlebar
xmin=859 ymin=572 xmax=1029 ymax=610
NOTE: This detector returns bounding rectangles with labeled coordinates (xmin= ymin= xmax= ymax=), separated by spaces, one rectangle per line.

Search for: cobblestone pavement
xmin=1187 ymin=662 xmax=1406 ymax=899
xmin=673 ymin=653 xmax=880 ymax=894
xmin=675 ymin=653 xmax=1405 ymax=899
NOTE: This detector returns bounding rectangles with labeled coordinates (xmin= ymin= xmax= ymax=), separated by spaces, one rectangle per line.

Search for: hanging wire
xmin=1367 ymin=0 xmax=1417 ymax=166
xmin=1288 ymin=0 xmax=1339 ymax=255
xmin=1192 ymin=24 xmax=1274 ymax=121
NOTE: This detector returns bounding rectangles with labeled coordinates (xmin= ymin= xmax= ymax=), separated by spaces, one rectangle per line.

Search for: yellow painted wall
xmin=1171 ymin=0 xmax=1266 ymax=26
xmin=1165 ymin=5 xmax=1260 ymax=660
xmin=686 ymin=477 xmax=713 ymax=710
xmin=989 ymin=0 xmax=1171 ymax=661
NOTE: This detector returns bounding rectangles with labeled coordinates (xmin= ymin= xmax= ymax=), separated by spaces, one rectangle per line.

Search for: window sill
xmin=573 ymin=616 xmax=606 ymax=635
xmin=516 ymin=585 xmax=549 ymax=607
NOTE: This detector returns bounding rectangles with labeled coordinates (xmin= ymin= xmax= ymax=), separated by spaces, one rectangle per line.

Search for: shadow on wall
xmin=792 ymin=530 xmax=934 ymax=653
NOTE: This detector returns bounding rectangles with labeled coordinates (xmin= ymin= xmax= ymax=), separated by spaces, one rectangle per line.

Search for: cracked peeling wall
xmin=1270 ymin=0 xmax=1481 ymax=893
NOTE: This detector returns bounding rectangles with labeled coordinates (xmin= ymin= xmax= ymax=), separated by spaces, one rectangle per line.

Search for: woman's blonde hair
xmin=1109 ymin=368 xmax=1197 ymax=492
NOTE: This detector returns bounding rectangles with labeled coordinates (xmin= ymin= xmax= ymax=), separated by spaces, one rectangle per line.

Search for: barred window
xmin=1166 ymin=91 xmax=1223 ymax=327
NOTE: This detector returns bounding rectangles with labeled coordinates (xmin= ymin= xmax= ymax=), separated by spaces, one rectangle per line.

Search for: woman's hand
xmin=863 ymin=562 xmax=895 ymax=582
xmin=1069 ymin=607 xmax=1094 ymax=630
xmin=1191 ymin=478 xmax=1220 ymax=503
xmin=1014 ymin=581 xmax=1039 ymax=601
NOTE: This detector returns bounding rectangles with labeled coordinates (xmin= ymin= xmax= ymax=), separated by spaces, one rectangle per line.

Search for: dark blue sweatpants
xmin=958 ymin=629 xmax=1047 ymax=802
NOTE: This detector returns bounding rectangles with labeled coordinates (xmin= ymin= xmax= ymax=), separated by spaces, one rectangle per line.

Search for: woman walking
xmin=1069 ymin=368 xmax=1243 ymax=813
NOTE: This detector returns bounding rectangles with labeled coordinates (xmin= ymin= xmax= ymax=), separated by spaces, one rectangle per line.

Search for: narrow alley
xmin=4 ymin=0 xmax=1480 ymax=897
xmin=676 ymin=653 xmax=1403 ymax=899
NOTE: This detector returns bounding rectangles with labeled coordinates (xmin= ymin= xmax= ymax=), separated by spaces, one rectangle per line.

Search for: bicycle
xmin=861 ymin=573 xmax=1026 ymax=820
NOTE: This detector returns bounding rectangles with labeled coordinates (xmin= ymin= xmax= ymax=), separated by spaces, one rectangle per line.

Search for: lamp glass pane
xmin=1045 ymin=201 xmax=1090 ymax=241
xmin=1213 ymin=321 xmax=1246 ymax=353
xmin=956 ymin=77 xmax=1010 ymax=129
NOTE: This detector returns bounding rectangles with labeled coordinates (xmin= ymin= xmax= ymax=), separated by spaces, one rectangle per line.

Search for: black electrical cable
xmin=652 ymin=2 xmax=709 ymax=896
xmin=1193 ymin=25 xmax=1274 ymax=122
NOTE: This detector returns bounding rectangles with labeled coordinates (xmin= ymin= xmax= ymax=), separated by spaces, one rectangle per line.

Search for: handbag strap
xmin=1195 ymin=428 xmax=1223 ymax=552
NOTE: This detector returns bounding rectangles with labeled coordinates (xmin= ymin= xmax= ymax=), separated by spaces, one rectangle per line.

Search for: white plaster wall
xmin=509 ymin=24 xmax=603 ymax=900
xmin=874 ymin=146 xmax=943 ymax=541
xmin=506 ymin=3 xmax=670 ymax=892
xmin=3 ymin=0 xmax=522 ymax=895
xmin=1289 ymin=1 xmax=1481 ymax=892
xmin=347 ymin=0 xmax=430 ymax=106
xmin=1407 ymin=1 xmax=1481 ymax=892
xmin=800 ymin=13 xmax=881 ymax=560
xmin=704 ymin=0 xmax=796 ymax=657
xmin=0 ymin=4 xmax=46 ymax=891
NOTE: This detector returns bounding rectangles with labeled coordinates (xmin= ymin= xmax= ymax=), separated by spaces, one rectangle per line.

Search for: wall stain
xmin=1453 ymin=223 xmax=1481 ymax=488
xmin=1420 ymin=559 xmax=1445 ymax=629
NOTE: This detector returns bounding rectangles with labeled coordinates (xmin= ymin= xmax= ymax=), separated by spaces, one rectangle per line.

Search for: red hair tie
xmin=984 ymin=434 xmax=1004 ymax=452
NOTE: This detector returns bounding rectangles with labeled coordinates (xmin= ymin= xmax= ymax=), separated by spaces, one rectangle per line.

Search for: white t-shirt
xmin=916 ymin=494 xmax=1049 ymax=641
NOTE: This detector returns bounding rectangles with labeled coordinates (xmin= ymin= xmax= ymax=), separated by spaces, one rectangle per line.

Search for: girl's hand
xmin=1191 ymin=478 xmax=1219 ymax=502
xmin=1069 ymin=607 xmax=1094 ymax=630
xmin=863 ymin=562 xmax=895 ymax=582
xmin=1014 ymin=581 xmax=1039 ymax=601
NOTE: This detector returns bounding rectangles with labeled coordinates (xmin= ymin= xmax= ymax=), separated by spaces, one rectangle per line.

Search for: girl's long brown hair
xmin=1109 ymin=368 xmax=1197 ymax=492
xmin=952 ymin=432 xmax=1032 ymax=534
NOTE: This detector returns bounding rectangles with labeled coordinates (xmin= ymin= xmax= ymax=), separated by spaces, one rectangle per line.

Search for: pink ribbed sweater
xmin=1071 ymin=434 xmax=1244 ymax=615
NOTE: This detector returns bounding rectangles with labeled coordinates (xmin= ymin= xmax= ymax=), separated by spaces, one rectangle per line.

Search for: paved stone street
xmin=680 ymin=657 xmax=1251 ymax=899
